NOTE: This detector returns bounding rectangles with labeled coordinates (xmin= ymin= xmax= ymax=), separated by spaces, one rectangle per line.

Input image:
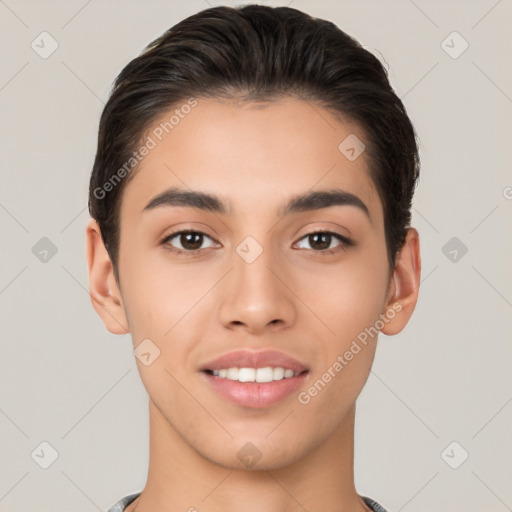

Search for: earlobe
xmin=85 ymin=218 xmax=130 ymax=335
xmin=380 ymin=227 xmax=421 ymax=336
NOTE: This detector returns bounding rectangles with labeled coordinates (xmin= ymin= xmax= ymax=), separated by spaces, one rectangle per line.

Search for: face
xmin=110 ymin=97 xmax=397 ymax=469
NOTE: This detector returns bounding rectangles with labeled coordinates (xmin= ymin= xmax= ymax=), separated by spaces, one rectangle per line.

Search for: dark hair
xmin=89 ymin=4 xmax=420 ymax=282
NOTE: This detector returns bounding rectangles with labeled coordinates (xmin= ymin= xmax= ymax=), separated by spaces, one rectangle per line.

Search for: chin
xmin=196 ymin=435 xmax=306 ymax=472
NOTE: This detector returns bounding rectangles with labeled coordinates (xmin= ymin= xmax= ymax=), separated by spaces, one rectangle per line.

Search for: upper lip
xmin=200 ymin=349 xmax=309 ymax=373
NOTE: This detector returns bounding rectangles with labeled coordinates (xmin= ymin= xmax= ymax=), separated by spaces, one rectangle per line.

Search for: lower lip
xmin=201 ymin=371 xmax=309 ymax=409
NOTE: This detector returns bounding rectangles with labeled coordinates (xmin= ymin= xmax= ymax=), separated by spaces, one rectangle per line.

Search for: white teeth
xmin=226 ymin=367 xmax=238 ymax=380
xmin=272 ymin=367 xmax=284 ymax=380
xmin=239 ymin=367 xmax=256 ymax=382
xmin=210 ymin=366 xmax=301 ymax=382
xmin=283 ymin=369 xmax=294 ymax=378
xmin=256 ymin=367 xmax=273 ymax=382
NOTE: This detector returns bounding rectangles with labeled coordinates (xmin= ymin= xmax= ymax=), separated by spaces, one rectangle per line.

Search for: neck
xmin=128 ymin=400 xmax=370 ymax=512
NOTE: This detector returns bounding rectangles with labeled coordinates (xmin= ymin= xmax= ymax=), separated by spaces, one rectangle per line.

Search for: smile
xmin=204 ymin=366 xmax=304 ymax=383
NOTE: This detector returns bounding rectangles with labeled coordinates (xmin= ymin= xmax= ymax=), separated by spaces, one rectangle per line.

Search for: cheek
xmin=294 ymin=261 xmax=386 ymax=418
xmin=119 ymin=254 xmax=216 ymax=402
xmin=296 ymin=253 xmax=389 ymax=340
xmin=119 ymin=245 xmax=202 ymax=337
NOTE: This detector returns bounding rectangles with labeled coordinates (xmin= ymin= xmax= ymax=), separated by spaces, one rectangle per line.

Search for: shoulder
xmin=106 ymin=492 xmax=141 ymax=512
xmin=361 ymin=495 xmax=390 ymax=512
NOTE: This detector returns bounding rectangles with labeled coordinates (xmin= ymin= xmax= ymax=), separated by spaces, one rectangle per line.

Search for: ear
xmin=380 ymin=227 xmax=421 ymax=336
xmin=85 ymin=218 xmax=130 ymax=334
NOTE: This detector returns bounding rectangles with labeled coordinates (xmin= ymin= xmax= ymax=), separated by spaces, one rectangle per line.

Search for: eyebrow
xmin=142 ymin=186 xmax=371 ymax=221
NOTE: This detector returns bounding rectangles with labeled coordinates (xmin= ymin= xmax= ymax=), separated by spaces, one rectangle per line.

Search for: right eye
xmin=161 ymin=230 xmax=219 ymax=255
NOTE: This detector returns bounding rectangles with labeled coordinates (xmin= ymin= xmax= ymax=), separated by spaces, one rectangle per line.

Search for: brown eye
xmin=162 ymin=230 xmax=216 ymax=254
xmin=296 ymin=231 xmax=352 ymax=253
xmin=308 ymin=232 xmax=331 ymax=250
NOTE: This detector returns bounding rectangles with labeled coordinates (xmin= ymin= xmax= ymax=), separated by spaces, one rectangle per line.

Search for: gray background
xmin=1 ymin=0 xmax=511 ymax=511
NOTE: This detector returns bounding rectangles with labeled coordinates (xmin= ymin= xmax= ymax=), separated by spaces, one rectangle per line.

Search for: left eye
xmin=295 ymin=231 xmax=351 ymax=252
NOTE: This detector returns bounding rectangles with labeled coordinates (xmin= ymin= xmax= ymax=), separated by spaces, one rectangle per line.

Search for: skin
xmin=86 ymin=97 xmax=421 ymax=512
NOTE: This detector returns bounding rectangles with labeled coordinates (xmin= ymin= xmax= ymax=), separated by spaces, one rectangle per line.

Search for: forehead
xmin=120 ymin=97 xmax=381 ymax=222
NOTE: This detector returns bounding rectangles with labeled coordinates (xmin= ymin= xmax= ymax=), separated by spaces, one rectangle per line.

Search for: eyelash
xmin=160 ymin=229 xmax=353 ymax=257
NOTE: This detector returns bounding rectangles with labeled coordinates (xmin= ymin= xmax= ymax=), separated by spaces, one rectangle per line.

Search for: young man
xmin=86 ymin=5 xmax=421 ymax=512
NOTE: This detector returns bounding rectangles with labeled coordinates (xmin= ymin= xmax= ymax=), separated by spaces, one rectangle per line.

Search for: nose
xmin=218 ymin=240 xmax=297 ymax=334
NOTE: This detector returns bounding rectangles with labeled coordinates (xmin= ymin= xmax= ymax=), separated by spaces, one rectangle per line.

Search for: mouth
xmin=199 ymin=349 xmax=310 ymax=408
xmin=201 ymin=366 xmax=310 ymax=409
